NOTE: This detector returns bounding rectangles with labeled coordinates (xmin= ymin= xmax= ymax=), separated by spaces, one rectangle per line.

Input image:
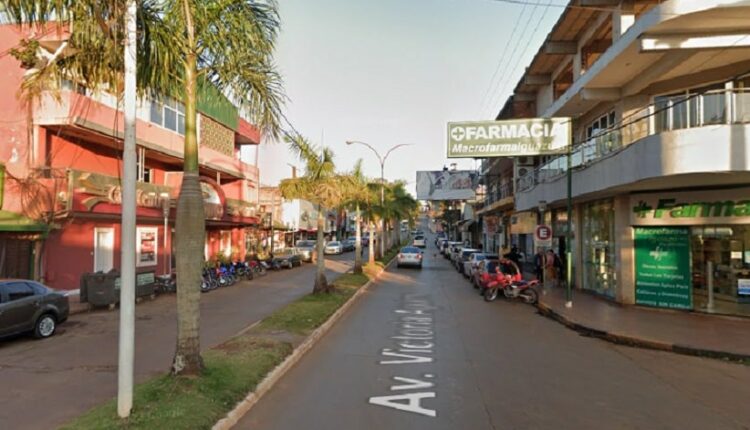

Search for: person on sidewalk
xmin=534 ymin=248 xmax=545 ymax=281
xmin=545 ymin=249 xmax=559 ymax=288
xmin=505 ymin=246 xmax=522 ymax=268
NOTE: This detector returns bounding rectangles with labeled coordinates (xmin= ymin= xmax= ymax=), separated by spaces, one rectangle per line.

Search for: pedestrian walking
xmin=545 ymin=249 xmax=559 ymax=288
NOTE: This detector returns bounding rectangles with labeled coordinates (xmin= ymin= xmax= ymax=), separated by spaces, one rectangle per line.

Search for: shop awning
xmin=0 ymin=211 xmax=48 ymax=232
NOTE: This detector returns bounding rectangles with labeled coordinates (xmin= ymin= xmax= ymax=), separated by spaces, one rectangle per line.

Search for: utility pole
xmin=118 ymin=0 xmax=137 ymax=418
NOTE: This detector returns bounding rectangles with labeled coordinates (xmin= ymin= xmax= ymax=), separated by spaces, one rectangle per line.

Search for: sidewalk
xmin=537 ymin=286 xmax=750 ymax=361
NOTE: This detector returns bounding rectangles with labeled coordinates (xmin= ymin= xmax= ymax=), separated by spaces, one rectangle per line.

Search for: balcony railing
xmin=517 ymin=88 xmax=750 ymax=192
xmin=476 ymin=181 xmax=514 ymax=211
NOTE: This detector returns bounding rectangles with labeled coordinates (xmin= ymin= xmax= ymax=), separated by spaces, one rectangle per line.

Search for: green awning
xmin=0 ymin=210 xmax=48 ymax=232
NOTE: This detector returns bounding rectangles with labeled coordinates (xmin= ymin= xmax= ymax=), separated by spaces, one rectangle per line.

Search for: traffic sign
xmin=534 ymin=225 xmax=553 ymax=248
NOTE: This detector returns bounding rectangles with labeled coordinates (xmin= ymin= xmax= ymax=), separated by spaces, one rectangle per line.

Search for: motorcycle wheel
xmin=246 ymin=270 xmax=254 ymax=281
xmin=521 ymin=288 xmax=539 ymax=305
xmin=484 ymin=287 xmax=498 ymax=302
xmin=200 ymin=280 xmax=210 ymax=293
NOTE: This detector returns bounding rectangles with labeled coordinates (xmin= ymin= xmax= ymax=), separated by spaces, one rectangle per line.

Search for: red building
xmin=0 ymin=25 xmax=264 ymax=290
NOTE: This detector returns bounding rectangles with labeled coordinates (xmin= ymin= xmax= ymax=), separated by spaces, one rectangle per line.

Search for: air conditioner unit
xmin=514 ymin=164 xmax=532 ymax=179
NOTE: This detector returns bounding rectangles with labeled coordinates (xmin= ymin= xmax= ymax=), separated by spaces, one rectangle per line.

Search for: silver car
xmin=396 ymin=246 xmax=423 ymax=269
xmin=324 ymin=241 xmax=343 ymax=255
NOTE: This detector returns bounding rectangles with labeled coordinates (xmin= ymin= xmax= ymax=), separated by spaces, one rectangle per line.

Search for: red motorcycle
xmin=483 ymin=259 xmax=539 ymax=304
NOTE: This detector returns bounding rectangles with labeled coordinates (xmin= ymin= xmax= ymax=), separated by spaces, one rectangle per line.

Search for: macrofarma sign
xmin=447 ymin=118 xmax=571 ymax=158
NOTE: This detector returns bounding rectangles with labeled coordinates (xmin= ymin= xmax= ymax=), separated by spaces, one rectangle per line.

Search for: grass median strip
xmin=62 ymin=271 xmax=373 ymax=430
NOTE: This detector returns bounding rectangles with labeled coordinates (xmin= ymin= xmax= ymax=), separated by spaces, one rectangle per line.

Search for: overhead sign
xmin=634 ymin=227 xmax=692 ymax=310
xmin=631 ymin=188 xmax=750 ymax=226
xmin=534 ymin=225 xmax=552 ymax=248
xmin=446 ymin=118 xmax=571 ymax=158
xmin=416 ymin=171 xmax=477 ymax=201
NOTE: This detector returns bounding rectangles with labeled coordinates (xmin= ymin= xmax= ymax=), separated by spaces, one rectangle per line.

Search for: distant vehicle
xmin=456 ymin=249 xmax=481 ymax=274
xmin=0 ymin=279 xmax=69 ymax=339
xmin=413 ymin=235 xmax=426 ymax=248
xmin=443 ymin=241 xmax=461 ymax=257
xmin=295 ymin=240 xmax=317 ymax=262
xmin=324 ymin=241 xmax=344 ymax=255
xmin=342 ymin=238 xmax=356 ymax=252
xmin=396 ymin=246 xmax=423 ymax=269
xmin=361 ymin=233 xmax=370 ymax=247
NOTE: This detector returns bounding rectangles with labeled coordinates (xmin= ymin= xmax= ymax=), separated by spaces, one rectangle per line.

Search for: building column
xmin=612 ymin=0 xmax=635 ymax=42
xmin=614 ymin=194 xmax=635 ymax=304
xmin=573 ymin=202 xmax=584 ymax=289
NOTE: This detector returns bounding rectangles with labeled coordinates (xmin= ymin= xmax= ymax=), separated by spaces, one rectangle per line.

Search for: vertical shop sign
xmin=136 ymin=227 xmax=158 ymax=267
xmin=634 ymin=227 xmax=692 ymax=310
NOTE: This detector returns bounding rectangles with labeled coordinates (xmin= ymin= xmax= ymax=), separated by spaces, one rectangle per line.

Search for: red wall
xmin=44 ymin=219 xmax=172 ymax=291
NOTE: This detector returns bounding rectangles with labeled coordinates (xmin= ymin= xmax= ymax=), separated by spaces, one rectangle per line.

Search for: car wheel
xmin=34 ymin=313 xmax=57 ymax=339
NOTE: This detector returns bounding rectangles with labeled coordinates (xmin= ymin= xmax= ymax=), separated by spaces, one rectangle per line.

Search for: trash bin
xmin=86 ymin=270 xmax=120 ymax=307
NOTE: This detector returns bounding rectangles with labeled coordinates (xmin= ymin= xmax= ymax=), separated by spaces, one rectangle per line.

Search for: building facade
xmin=0 ymin=25 xmax=264 ymax=290
xmin=482 ymin=0 xmax=750 ymax=316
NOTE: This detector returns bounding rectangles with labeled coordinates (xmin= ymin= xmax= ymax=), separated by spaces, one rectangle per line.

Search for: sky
xmin=255 ymin=0 xmax=565 ymax=195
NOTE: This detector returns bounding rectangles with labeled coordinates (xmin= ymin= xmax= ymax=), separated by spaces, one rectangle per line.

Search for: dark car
xmin=0 ymin=279 xmax=69 ymax=339
xmin=273 ymin=248 xmax=303 ymax=269
xmin=343 ymin=238 xmax=357 ymax=252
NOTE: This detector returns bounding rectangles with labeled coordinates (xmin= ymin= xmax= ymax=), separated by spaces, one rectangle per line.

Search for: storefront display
xmin=583 ymin=200 xmax=616 ymax=298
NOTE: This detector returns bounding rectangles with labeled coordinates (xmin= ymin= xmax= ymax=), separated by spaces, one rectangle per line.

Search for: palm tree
xmin=342 ymin=160 xmax=371 ymax=274
xmin=280 ymin=135 xmax=345 ymax=294
xmin=2 ymin=0 xmax=284 ymax=376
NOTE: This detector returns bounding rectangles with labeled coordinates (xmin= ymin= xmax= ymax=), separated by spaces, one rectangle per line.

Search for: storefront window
xmin=691 ymin=226 xmax=750 ymax=316
xmin=583 ymin=200 xmax=617 ymax=298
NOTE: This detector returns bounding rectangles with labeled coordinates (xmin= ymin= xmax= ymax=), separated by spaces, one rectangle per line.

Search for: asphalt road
xmin=238 ymin=223 xmax=750 ymax=430
xmin=0 ymin=252 xmax=357 ymax=430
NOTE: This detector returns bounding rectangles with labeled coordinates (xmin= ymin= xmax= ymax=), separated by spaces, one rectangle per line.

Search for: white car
xmin=464 ymin=253 xmax=487 ymax=278
xmin=413 ymin=235 xmax=426 ymax=248
xmin=396 ymin=246 xmax=423 ymax=268
xmin=324 ymin=241 xmax=343 ymax=255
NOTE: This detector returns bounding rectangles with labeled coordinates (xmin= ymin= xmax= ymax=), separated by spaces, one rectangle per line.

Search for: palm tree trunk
xmin=172 ymin=0 xmax=204 ymax=376
xmin=314 ymin=204 xmax=330 ymax=293
xmin=368 ymin=221 xmax=375 ymax=266
xmin=354 ymin=203 xmax=362 ymax=274
xmin=379 ymin=219 xmax=385 ymax=259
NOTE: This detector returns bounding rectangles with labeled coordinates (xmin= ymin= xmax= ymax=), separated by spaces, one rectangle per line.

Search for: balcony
xmin=35 ymin=90 xmax=255 ymax=181
xmin=476 ymin=181 xmax=514 ymax=215
xmin=515 ymin=88 xmax=750 ymax=211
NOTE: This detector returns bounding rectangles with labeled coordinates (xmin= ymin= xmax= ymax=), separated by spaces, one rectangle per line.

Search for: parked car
xmin=464 ymin=253 xmax=497 ymax=278
xmin=343 ymin=238 xmax=357 ymax=252
xmin=456 ymin=249 xmax=481 ymax=274
xmin=443 ymin=241 xmax=461 ymax=257
xmin=413 ymin=235 xmax=426 ymax=248
xmin=324 ymin=241 xmax=344 ymax=255
xmin=273 ymin=248 xmax=303 ymax=268
xmin=396 ymin=246 xmax=423 ymax=269
xmin=473 ymin=259 xmax=500 ymax=291
xmin=0 ymin=279 xmax=69 ymax=339
xmin=295 ymin=240 xmax=317 ymax=262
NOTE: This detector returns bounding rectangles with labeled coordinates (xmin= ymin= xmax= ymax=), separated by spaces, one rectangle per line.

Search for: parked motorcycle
xmin=481 ymin=258 xmax=539 ymax=304
xmin=248 ymin=259 xmax=267 ymax=277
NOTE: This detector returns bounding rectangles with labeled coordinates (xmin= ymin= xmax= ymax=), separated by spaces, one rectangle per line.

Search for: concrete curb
xmin=212 ymin=258 xmax=396 ymax=430
xmin=536 ymin=301 xmax=750 ymax=363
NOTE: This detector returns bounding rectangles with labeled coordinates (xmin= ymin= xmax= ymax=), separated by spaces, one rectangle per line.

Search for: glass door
xmin=94 ymin=227 xmax=114 ymax=272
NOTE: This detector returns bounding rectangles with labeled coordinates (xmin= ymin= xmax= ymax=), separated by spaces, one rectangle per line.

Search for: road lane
xmin=0 ymin=252 xmax=357 ymax=430
xmin=238 ymin=225 xmax=750 ymax=430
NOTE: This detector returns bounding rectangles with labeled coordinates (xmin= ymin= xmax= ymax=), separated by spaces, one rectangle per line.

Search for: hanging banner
xmin=416 ymin=170 xmax=477 ymax=201
xmin=446 ymin=118 xmax=571 ymax=158
xmin=634 ymin=227 xmax=692 ymax=310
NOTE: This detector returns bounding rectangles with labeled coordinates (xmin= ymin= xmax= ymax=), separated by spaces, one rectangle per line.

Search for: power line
xmin=477 ymin=2 xmax=530 ymax=116
xmin=486 ymin=0 xmax=555 ymax=118
xmin=481 ymin=1 xmax=542 ymax=119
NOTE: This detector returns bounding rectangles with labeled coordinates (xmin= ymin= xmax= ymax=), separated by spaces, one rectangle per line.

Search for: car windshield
xmin=328 ymin=242 xmax=341 ymax=246
xmin=485 ymin=261 xmax=499 ymax=273
xmin=475 ymin=254 xmax=486 ymax=261
xmin=296 ymin=241 xmax=315 ymax=247
xmin=401 ymin=247 xmax=420 ymax=254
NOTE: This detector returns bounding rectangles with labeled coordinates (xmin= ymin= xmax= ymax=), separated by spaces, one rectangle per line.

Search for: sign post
xmin=534 ymin=225 xmax=552 ymax=248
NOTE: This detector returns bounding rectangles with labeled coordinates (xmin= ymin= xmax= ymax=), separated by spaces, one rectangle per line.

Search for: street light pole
xmin=118 ymin=0 xmax=137 ymax=418
xmin=346 ymin=140 xmax=412 ymax=259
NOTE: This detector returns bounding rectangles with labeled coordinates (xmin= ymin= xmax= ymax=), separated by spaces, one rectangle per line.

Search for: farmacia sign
xmin=446 ymin=118 xmax=571 ymax=158
xmin=630 ymin=189 xmax=750 ymax=226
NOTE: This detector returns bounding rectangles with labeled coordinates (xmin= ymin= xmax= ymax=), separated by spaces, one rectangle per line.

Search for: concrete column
xmin=572 ymin=51 xmax=582 ymax=80
xmin=574 ymin=202 xmax=584 ymax=290
xmin=613 ymin=194 xmax=635 ymax=304
xmin=612 ymin=1 xmax=635 ymax=42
